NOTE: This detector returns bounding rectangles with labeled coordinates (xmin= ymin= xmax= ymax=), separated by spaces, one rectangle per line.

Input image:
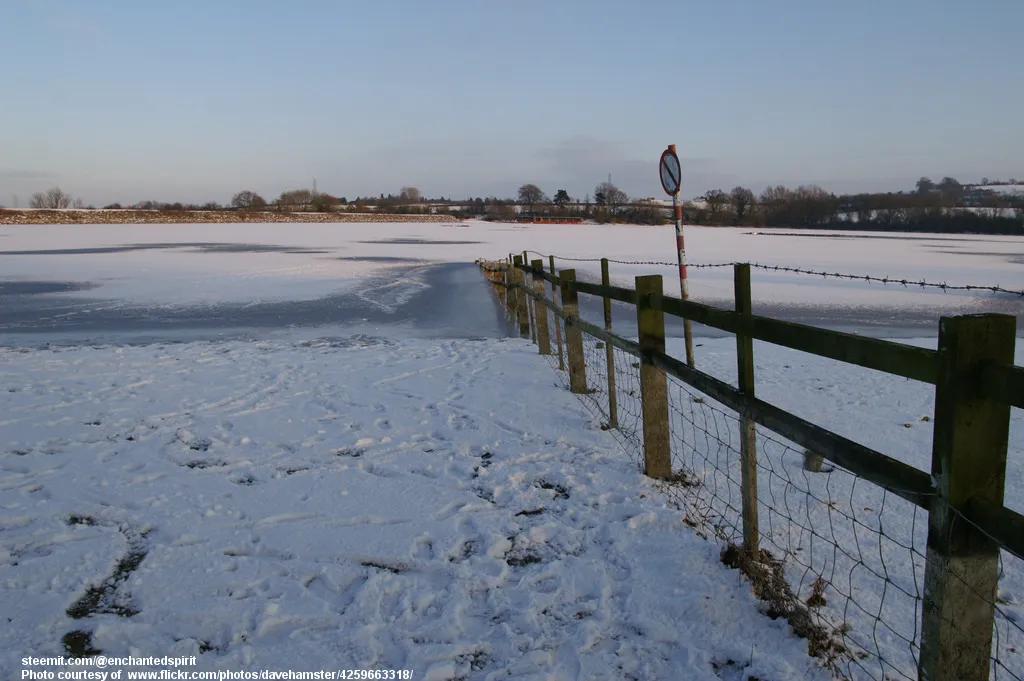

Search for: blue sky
xmin=1 ymin=0 xmax=1021 ymax=206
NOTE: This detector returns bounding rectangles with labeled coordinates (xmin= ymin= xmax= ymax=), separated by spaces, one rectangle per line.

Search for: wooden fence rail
xmin=477 ymin=257 xmax=1024 ymax=681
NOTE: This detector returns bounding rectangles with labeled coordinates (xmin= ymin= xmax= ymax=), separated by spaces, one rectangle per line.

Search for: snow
xmin=0 ymin=336 xmax=831 ymax=680
xmin=978 ymin=184 xmax=1024 ymax=196
xmin=2 ymin=220 xmax=1023 ymax=679
xmin=2 ymin=221 xmax=1022 ymax=316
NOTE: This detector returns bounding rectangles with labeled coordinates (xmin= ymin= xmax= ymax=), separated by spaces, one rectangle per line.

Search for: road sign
xmin=659 ymin=147 xmax=681 ymax=196
xmin=660 ymin=143 xmax=694 ymax=367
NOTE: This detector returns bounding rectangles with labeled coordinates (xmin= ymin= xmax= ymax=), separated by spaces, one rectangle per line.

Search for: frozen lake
xmin=1 ymin=221 xmax=1023 ymax=346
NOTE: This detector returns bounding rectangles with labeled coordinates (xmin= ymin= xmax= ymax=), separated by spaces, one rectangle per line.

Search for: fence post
xmin=522 ymin=252 xmax=537 ymax=344
xmin=734 ymin=264 xmax=759 ymax=557
xmin=560 ymin=269 xmax=588 ymax=394
xmin=512 ymin=256 xmax=530 ymax=337
xmin=601 ymin=258 xmax=619 ymax=429
xmin=505 ymin=260 xmax=516 ymax=320
xmin=635 ymin=275 xmax=672 ymax=479
xmin=550 ymin=255 xmax=565 ymax=371
xmin=531 ymin=259 xmax=551 ymax=355
xmin=495 ymin=263 xmax=507 ymax=308
xmin=528 ymin=284 xmax=537 ymax=345
xmin=919 ymin=314 xmax=1015 ymax=681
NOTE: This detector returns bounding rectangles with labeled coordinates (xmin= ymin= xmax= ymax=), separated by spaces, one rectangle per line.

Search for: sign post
xmin=659 ymin=144 xmax=694 ymax=367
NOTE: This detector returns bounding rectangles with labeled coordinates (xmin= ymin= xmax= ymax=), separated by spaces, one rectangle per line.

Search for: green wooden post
xmin=919 ymin=314 xmax=1016 ymax=681
xmin=550 ymin=255 xmax=565 ymax=370
xmin=734 ymin=264 xmax=759 ymax=557
xmin=512 ymin=255 xmax=530 ymax=337
xmin=532 ymin=259 xmax=551 ymax=355
xmin=601 ymin=258 xmax=619 ymax=429
xmin=560 ymin=269 xmax=588 ymax=394
xmin=636 ymin=275 xmax=671 ymax=479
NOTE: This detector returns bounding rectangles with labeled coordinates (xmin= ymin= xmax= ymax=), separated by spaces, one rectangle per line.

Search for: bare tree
xmin=730 ymin=187 xmax=755 ymax=224
xmin=276 ymin=189 xmax=314 ymax=211
xmin=485 ymin=201 xmax=516 ymax=221
xmin=517 ymin=184 xmax=548 ymax=216
xmin=937 ymin=177 xmax=963 ymax=200
xmin=792 ymin=185 xmax=838 ymax=225
xmin=399 ymin=186 xmax=422 ymax=202
xmin=593 ymin=182 xmax=627 ymax=211
xmin=231 ymin=190 xmax=267 ymax=210
xmin=311 ymin=193 xmax=340 ymax=212
xmin=758 ymin=185 xmax=793 ymax=225
xmin=29 ymin=186 xmax=74 ymax=209
xmin=703 ymin=189 xmax=729 ymax=222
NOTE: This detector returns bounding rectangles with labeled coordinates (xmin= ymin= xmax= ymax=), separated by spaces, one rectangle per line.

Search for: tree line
xmin=499 ymin=177 xmax=1024 ymax=233
xmin=12 ymin=176 xmax=1024 ymax=234
xmin=689 ymin=177 xmax=1024 ymax=234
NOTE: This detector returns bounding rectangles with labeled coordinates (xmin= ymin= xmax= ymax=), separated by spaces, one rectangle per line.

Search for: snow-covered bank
xmin=0 ymin=335 xmax=831 ymax=681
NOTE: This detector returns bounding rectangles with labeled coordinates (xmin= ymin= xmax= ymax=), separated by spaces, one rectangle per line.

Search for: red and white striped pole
xmin=667 ymin=144 xmax=695 ymax=367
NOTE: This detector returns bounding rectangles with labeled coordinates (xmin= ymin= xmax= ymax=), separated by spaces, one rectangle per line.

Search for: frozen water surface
xmin=1 ymin=221 xmax=1022 ymax=344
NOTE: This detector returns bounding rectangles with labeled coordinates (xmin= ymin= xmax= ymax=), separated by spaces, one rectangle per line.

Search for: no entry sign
xmin=659 ymin=146 xmax=681 ymax=196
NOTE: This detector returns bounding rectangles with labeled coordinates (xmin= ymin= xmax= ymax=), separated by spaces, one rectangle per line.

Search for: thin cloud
xmin=538 ymin=136 xmax=739 ymax=200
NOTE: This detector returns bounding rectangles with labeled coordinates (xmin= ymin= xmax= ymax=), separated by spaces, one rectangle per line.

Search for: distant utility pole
xmin=313 ymin=178 xmax=317 ymax=196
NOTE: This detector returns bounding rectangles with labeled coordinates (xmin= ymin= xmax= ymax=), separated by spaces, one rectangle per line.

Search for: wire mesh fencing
xmin=657 ymin=373 xmax=932 ymax=679
xmin=943 ymin=507 xmax=1024 ymax=681
xmin=480 ymin=260 xmax=1024 ymax=681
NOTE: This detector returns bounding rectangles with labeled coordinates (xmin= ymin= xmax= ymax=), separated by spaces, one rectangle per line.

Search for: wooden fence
xmin=478 ymin=254 xmax=1024 ymax=681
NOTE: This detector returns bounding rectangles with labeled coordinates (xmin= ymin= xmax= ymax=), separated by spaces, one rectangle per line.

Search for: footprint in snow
xmin=448 ymin=539 xmax=478 ymax=564
xmin=447 ymin=412 xmax=478 ymax=432
xmin=411 ymin=534 xmax=435 ymax=561
xmin=360 ymin=463 xmax=402 ymax=479
xmin=536 ymin=480 xmax=570 ymax=500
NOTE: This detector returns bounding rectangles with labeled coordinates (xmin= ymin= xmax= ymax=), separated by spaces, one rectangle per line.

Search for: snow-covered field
xmin=2 ymin=221 xmax=1023 ymax=680
xmin=979 ymin=184 xmax=1024 ymax=196
xmin=3 ymin=335 xmax=839 ymax=681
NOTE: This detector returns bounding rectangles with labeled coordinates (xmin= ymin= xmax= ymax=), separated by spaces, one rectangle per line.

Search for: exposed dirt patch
xmin=66 ymin=526 xmax=149 ymax=620
xmin=63 ymin=631 xmax=102 ymax=658
xmin=720 ymin=544 xmax=847 ymax=671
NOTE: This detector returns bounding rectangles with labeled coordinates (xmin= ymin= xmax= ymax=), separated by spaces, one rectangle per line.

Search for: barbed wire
xmin=518 ymin=250 xmax=1024 ymax=296
xmin=525 ymin=250 xmax=677 ymax=267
